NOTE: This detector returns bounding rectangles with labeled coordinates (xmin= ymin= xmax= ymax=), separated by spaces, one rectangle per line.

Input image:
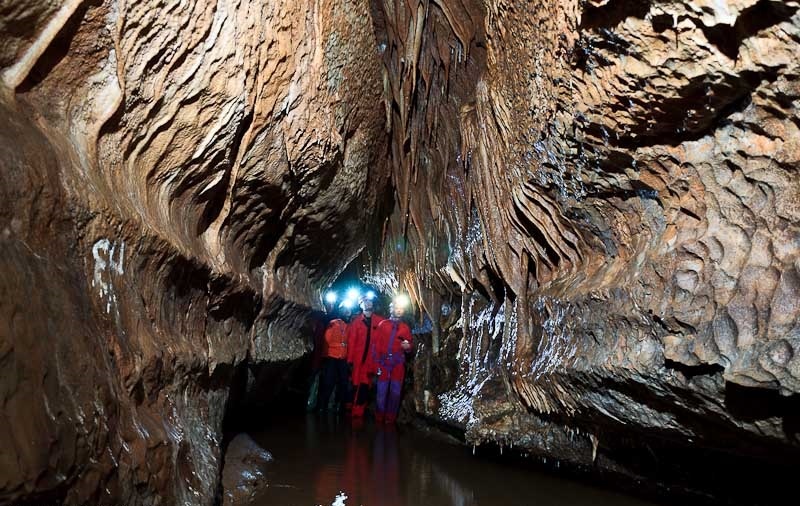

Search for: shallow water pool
xmin=249 ymin=414 xmax=658 ymax=506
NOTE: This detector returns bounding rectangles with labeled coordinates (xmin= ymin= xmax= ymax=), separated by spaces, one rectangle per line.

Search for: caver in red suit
xmin=369 ymin=309 xmax=413 ymax=424
xmin=346 ymin=301 xmax=385 ymax=418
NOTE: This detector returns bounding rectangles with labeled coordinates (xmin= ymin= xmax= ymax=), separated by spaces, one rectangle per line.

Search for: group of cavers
xmin=310 ymin=295 xmax=413 ymax=425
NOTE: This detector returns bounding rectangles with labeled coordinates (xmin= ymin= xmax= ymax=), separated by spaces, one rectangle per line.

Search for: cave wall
xmin=0 ymin=0 xmax=387 ymax=504
xmin=3 ymin=0 xmax=800 ymax=503
xmin=371 ymin=0 xmax=800 ymax=484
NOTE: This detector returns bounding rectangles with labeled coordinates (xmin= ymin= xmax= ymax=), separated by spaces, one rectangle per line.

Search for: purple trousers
xmin=375 ymin=379 xmax=403 ymax=418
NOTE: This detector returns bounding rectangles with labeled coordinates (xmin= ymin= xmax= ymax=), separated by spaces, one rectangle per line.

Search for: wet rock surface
xmin=2 ymin=0 xmax=800 ymax=504
xmin=1 ymin=0 xmax=385 ymax=504
xmin=370 ymin=0 xmax=800 ymax=501
xmin=220 ymin=434 xmax=272 ymax=506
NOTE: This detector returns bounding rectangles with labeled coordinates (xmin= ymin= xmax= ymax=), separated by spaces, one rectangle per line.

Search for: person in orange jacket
xmin=346 ymin=295 xmax=385 ymax=418
xmin=369 ymin=301 xmax=413 ymax=424
xmin=318 ymin=304 xmax=352 ymax=412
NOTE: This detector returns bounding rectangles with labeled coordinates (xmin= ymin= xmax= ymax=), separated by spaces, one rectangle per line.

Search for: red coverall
xmin=369 ymin=318 xmax=413 ymax=424
xmin=346 ymin=313 xmax=385 ymax=417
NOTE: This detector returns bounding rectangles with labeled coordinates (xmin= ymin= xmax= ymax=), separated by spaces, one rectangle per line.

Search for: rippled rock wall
xmin=370 ymin=0 xmax=800 ymax=495
xmin=0 ymin=0 xmax=386 ymax=504
xmin=3 ymin=0 xmax=800 ymax=504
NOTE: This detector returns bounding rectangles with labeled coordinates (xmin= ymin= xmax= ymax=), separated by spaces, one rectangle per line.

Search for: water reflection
xmin=251 ymin=415 xmax=655 ymax=506
xmin=307 ymin=415 xmax=408 ymax=506
xmin=370 ymin=426 xmax=401 ymax=506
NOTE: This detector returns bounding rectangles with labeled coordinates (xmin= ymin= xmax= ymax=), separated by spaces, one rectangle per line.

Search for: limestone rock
xmin=1 ymin=0 xmax=385 ymax=504
xmin=221 ymin=434 xmax=273 ymax=506
xmin=3 ymin=0 xmax=800 ymax=503
xmin=372 ymin=0 xmax=800 ymax=498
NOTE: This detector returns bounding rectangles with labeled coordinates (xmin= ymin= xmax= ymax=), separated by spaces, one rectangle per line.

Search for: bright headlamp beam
xmin=346 ymin=288 xmax=360 ymax=301
xmin=324 ymin=291 xmax=337 ymax=304
xmin=393 ymin=294 xmax=410 ymax=308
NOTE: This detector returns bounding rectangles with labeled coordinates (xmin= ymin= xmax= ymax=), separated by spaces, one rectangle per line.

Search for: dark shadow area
xmin=495 ymin=371 xmax=800 ymax=506
xmin=579 ymin=0 xmax=654 ymax=31
xmin=650 ymin=14 xmax=674 ymax=34
xmin=223 ymin=358 xmax=312 ymax=434
xmin=587 ymin=427 xmax=799 ymax=506
xmin=664 ymin=359 xmax=725 ymax=379
xmin=725 ymin=382 xmax=800 ymax=437
xmin=700 ymin=0 xmax=799 ymax=60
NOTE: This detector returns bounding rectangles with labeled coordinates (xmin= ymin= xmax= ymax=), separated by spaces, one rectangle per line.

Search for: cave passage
xmin=3 ymin=0 xmax=800 ymax=504
xmin=289 ymin=274 xmax=420 ymax=422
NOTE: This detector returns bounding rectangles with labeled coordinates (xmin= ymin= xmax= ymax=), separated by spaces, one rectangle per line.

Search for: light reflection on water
xmin=249 ymin=415 xmax=657 ymax=506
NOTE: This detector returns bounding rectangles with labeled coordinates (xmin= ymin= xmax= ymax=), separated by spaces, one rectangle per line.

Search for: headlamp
xmin=324 ymin=291 xmax=337 ymax=304
xmin=393 ymin=293 xmax=410 ymax=309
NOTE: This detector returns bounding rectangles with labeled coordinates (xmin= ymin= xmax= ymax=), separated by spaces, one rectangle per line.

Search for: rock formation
xmin=1 ymin=0 xmax=386 ymax=504
xmin=220 ymin=434 xmax=272 ymax=506
xmin=373 ymin=0 xmax=800 ymax=499
xmin=2 ymin=0 xmax=799 ymax=504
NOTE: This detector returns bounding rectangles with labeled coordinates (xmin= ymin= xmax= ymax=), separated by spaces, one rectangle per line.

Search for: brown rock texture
xmin=1 ymin=0 xmax=386 ymax=504
xmin=369 ymin=0 xmax=800 ymax=497
xmin=220 ymin=434 xmax=272 ymax=506
xmin=3 ymin=0 xmax=800 ymax=504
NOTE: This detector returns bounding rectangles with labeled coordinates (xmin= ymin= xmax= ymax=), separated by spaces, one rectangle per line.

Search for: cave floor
xmin=247 ymin=414 xmax=659 ymax=506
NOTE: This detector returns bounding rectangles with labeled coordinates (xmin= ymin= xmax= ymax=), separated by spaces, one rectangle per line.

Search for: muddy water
xmin=249 ymin=415 xmax=657 ymax=506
